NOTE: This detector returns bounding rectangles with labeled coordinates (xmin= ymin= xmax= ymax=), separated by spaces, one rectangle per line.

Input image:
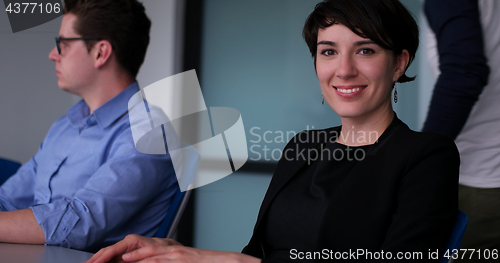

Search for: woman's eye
xmin=320 ymin=49 xmax=336 ymax=56
xmin=359 ymin=48 xmax=374 ymax=55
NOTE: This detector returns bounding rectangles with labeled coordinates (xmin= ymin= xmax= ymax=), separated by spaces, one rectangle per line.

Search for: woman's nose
xmin=336 ymin=55 xmax=357 ymax=79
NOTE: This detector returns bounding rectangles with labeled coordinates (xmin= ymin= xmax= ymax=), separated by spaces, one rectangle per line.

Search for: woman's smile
xmin=333 ymin=85 xmax=367 ymax=98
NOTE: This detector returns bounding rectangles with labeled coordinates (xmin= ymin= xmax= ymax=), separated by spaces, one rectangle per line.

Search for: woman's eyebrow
xmin=317 ymin=40 xmax=335 ymax=46
xmin=317 ymin=40 xmax=376 ymax=46
xmin=354 ymin=40 xmax=375 ymax=46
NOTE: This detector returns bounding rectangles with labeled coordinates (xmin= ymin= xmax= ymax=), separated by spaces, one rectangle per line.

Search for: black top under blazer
xmin=242 ymin=116 xmax=460 ymax=262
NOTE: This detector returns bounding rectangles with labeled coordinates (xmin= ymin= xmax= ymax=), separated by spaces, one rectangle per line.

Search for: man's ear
xmin=393 ymin=49 xmax=410 ymax=82
xmin=93 ymin=40 xmax=113 ymax=69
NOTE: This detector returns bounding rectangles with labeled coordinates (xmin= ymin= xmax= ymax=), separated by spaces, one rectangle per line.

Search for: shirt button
xmin=86 ymin=115 xmax=96 ymax=126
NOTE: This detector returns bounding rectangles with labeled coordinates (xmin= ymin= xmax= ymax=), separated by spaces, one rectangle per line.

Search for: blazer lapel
xmin=252 ymin=126 xmax=341 ymax=232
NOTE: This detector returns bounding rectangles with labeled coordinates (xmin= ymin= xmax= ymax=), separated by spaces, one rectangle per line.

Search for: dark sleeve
xmin=376 ymin=135 xmax=459 ymax=261
xmin=422 ymin=0 xmax=490 ymax=140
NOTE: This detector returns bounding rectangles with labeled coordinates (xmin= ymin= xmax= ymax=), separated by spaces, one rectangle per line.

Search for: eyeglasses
xmin=54 ymin=37 xmax=102 ymax=54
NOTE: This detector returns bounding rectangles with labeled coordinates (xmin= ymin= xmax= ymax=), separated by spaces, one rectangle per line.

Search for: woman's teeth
xmin=337 ymin=87 xmax=362 ymax=93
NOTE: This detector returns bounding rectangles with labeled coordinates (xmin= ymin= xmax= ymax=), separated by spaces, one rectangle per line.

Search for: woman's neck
xmin=337 ymin=108 xmax=394 ymax=146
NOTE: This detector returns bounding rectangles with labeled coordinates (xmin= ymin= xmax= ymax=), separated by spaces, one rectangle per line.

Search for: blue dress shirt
xmin=0 ymin=83 xmax=177 ymax=251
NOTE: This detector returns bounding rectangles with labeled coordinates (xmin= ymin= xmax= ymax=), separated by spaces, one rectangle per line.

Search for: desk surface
xmin=0 ymin=243 xmax=93 ymax=263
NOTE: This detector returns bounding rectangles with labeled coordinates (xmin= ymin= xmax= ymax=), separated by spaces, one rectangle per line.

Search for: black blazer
xmin=242 ymin=116 xmax=459 ymax=262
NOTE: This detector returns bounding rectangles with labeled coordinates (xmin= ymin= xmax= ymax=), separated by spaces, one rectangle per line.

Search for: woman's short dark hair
xmin=64 ymin=0 xmax=151 ymax=78
xmin=303 ymin=0 xmax=419 ymax=83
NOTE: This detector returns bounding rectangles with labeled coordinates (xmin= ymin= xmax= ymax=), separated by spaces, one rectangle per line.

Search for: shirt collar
xmin=67 ymin=82 xmax=140 ymax=129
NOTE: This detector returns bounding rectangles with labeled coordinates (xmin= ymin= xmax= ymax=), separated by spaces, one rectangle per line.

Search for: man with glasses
xmin=0 ymin=0 xmax=177 ymax=252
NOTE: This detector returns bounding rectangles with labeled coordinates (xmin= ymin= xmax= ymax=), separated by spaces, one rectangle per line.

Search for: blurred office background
xmin=0 ymin=0 xmax=434 ymax=253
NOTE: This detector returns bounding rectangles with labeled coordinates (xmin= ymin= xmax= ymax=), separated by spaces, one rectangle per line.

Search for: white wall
xmin=138 ymin=0 xmax=184 ymax=88
xmin=0 ymin=0 xmax=182 ymax=164
xmin=0 ymin=11 xmax=71 ymax=163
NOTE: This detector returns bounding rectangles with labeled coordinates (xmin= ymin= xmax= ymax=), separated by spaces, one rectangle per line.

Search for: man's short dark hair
xmin=64 ymin=0 xmax=151 ymax=78
xmin=303 ymin=0 xmax=419 ymax=83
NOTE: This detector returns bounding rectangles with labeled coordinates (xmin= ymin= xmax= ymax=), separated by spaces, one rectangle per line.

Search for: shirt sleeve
xmin=30 ymin=130 xmax=177 ymax=250
xmin=422 ymin=0 xmax=490 ymax=140
xmin=0 ymin=144 xmax=41 ymax=211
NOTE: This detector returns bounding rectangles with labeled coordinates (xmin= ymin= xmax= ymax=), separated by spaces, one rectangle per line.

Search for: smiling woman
xmin=86 ymin=1 xmax=459 ymax=262
xmin=315 ymin=24 xmax=408 ymax=131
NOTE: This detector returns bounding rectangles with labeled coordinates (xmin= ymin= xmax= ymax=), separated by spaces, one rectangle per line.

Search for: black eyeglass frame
xmin=55 ymin=37 xmax=102 ymax=54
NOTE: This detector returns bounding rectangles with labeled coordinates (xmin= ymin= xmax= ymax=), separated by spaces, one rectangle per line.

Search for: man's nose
xmin=48 ymin=46 xmax=59 ymax=61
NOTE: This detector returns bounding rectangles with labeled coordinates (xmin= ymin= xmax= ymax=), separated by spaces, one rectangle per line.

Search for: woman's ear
xmin=393 ymin=49 xmax=410 ymax=82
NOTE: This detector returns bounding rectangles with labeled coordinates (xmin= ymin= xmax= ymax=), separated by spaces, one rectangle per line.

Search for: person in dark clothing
xmin=423 ymin=0 xmax=500 ymax=261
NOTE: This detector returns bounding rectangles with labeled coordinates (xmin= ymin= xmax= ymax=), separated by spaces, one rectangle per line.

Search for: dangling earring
xmin=393 ymin=83 xmax=398 ymax=103
xmin=322 ymin=95 xmax=325 ymax=105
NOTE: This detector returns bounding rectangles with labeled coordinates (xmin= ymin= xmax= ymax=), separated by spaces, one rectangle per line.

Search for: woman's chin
xmin=331 ymin=107 xmax=366 ymax=119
